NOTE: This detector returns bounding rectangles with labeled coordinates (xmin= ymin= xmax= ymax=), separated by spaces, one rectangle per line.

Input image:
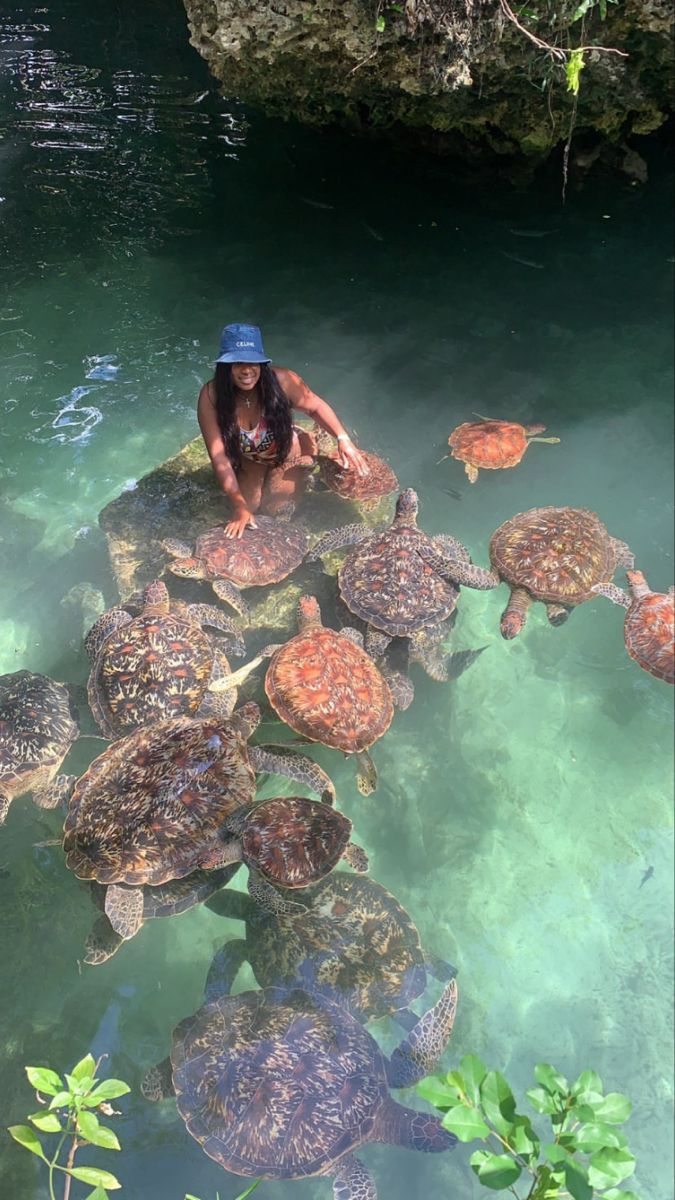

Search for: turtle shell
xmin=265 ymin=624 xmax=393 ymax=751
xmin=318 ymin=449 xmax=398 ymax=502
xmin=339 ymin=526 xmax=460 ymax=636
xmin=625 ymin=590 xmax=675 ymax=684
xmin=248 ymin=872 xmax=427 ymax=1020
xmin=63 ymin=717 xmax=256 ymax=886
xmin=490 ymin=506 xmax=616 ymax=605
xmin=0 ymin=671 xmax=78 ymax=802
xmin=195 ymin=517 xmax=309 ymax=587
xmin=171 ymin=986 xmax=389 ymax=1179
xmin=88 ymin=605 xmax=216 ymax=738
xmin=242 ymin=796 xmax=352 ymax=888
xmin=449 ymin=420 xmax=531 ymax=470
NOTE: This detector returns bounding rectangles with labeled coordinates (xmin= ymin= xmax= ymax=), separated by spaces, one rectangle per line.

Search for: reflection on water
xmin=0 ymin=1 xmax=673 ymax=1198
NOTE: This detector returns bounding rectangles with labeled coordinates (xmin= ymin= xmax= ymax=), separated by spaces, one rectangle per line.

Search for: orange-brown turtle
xmin=592 ymin=570 xmax=674 ymax=684
xmin=318 ymin=448 xmax=399 ymax=509
xmin=448 ymin=417 xmax=559 ymax=483
xmin=489 ymin=506 xmax=634 ymax=639
xmin=0 ymin=670 xmax=78 ymax=825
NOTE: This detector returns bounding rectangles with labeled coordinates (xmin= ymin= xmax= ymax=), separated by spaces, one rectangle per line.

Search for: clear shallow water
xmin=0 ymin=2 xmax=673 ymax=1198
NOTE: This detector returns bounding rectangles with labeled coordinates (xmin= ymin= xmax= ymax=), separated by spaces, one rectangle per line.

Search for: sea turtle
xmin=204 ymin=870 xmax=456 ymax=1025
xmin=447 ymin=417 xmax=560 ymax=483
xmin=592 ymin=569 xmax=675 ymax=684
xmin=142 ymin=980 xmax=459 ymax=1199
xmin=163 ymin=516 xmax=310 ymax=619
xmin=219 ymin=594 xmax=402 ymax=795
xmin=63 ymin=702 xmax=336 ymax=941
xmin=308 ymin=488 xmax=498 ymax=661
xmin=0 ymin=670 xmax=79 ymax=824
xmin=84 ymin=865 xmax=242 ymax=965
xmin=489 ymin=505 xmax=634 ymax=639
xmin=198 ymin=795 xmax=368 ymax=916
xmin=84 ymin=579 xmax=246 ymax=738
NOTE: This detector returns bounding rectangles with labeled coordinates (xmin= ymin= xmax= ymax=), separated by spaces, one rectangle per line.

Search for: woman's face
xmin=231 ymin=362 xmax=261 ymax=391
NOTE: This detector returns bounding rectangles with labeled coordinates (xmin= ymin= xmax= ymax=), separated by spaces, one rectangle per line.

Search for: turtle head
xmin=142 ymin=579 xmax=170 ymax=610
xmin=525 ymin=423 xmax=547 ymax=436
xmin=394 ymin=489 xmax=418 ymax=525
xmin=500 ymin=607 xmax=525 ymax=640
xmin=626 ymin=569 xmax=649 ymax=598
xmin=297 ymin=594 xmax=321 ymax=630
xmin=230 ymin=700 xmax=261 ymax=741
xmin=166 ymin=557 xmax=202 ymax=579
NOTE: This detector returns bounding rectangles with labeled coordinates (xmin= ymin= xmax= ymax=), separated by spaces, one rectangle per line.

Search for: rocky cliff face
xmin=182 ymin=0 xmax=672 ymax=173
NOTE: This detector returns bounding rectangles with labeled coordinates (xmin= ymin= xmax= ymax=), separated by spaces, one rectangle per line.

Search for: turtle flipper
xmin=612 ymin=537 xmax=635 ymax=569
xmin=209 ymin=647 xmax=279 ymax=692
xmin=355 ymin=750 xmax=377 ymax=796
xmin=307 ymin=524 xmax=375 ymax=561
xmin=249 ymin=744 xmax=336 ymax=806
xmin=199 ymin=655 xmax=237 ymax=719
xmin=33 ymin=771 xmax=76 ymax=809
xmin=364 ymin=627 xmax=392 ymax=659
xmin=424 ymin=951 xmax=458 ymax=983
xmin=341 ymin=843 xmax=369 ymax=873
xmin=591 ymin=582 xmax=631 ymax=608
xmin=375 ymin=1097 xmax=457 ymax=1153
xmin=203 ymin=940 xmax=249 ymax=1002
xmin=500 ymin=586 xmax=532 ymax=639
xmin=545 ymin=602 xmax=572 ymax=627
xmin=386 ymin=978 xmax=458 ymax=1087
xmin=187 ymin=603 xmax=246 ymax=655
xmin=420 ymin=543 xmax=499 ymax=590
xmin=333 ymin=1155 xmax=377 ymax=1200
xmin=247 ymin=868 xmax=304 ymax=915
xmin=84 ymin=608 xmax=132 ymax=661
xmin=381 ymin=665 xmax=414 ymax=710
xmin=104 ymin=884 xmax=145 ymax=940
xmin=84 ymin=915 xmax=124 ymax=965
xmin=210 ymin=578 xmax=249 ymax=619
xmin=0 ymin=792 xmax=11 ymax=824
xmin=141 ymin=1057 xmax=174 ymax=1102
xmin=432 ymin=533 xmax=470 ymax=563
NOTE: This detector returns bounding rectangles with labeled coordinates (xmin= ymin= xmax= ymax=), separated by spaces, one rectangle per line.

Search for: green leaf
xmin=28 ymin=1111 xmax=63 ymax=1133
xmin=442 ymin=1104 xmax=491 ymax=1142
xmin=602 ymin=1191 xmax=640 ymax=1200
xmin=534 ymin=1063 xmax=569 ymax=1097
xmin=85 ymin=1080 xmax=131 ymax=1105
xmin=575 ymin=1121 xmax=626 ymax=1151
xmin=77 ymin=1109 xmax=121 ymax=1150
xmin=8 ymin=1125 xmax=48 ymax=1160
xmin=417 ymin=1075 xmax=460 ymax=1109
xmin=375 ymin=13 xmax=385 ymax=31
xmin=460 ymin=1054 xmax=487 ymax=1102
xmin=570 ymin=1102 xmax=601 ymax=1123
xmin=71 ymin=1054 xmax=97 ymax=1081
xmin=564 ymin=1159 xmax=592 ymax=1200
xmin=85 ymin=1190 xmax=109 ymax=1200
xmin=571 ymin=0 xmax=594 ymax=20
xmin=588 ymin=1147 xmax=636 ymax=1189
xmin=544 ymin=1142 xmax=570 ymax=1164
xmin=594 ymin=1092 xmax=632 ymax=1124
xmin=573 ymin=1069 xmax=603 ymax=1096
xmin=25 ymin=1067 xmax=63 ymax=1096
xmin=471 ymin=1150 xmax=522 ymax=1190
xmin=510 ymin=1116 xmax=539 ymax=1159
xmin=526 ymin=1085 xmax=560 ymax=1115
xmin=566 ymin=49 xmax=586 ymax=96
xmin=48 ymin=1091 xmax=73 ymax=1110
xmin=480 ymin=1070 xmax=517 ymax=1135
xmin=234 ymin=1183 xmax=261 ymax=1200
xmin=66 ymin=1166 xmax=121 ymax=1189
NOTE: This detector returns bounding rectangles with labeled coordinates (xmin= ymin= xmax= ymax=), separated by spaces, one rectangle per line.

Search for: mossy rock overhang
xmin=182 ymin=0 xmax=673 ymax=172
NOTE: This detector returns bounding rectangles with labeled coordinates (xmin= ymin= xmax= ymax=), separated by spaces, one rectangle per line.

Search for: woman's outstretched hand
xmin=225 ymin=507 xmax=258 ymax=539
xmin=338 ymin=436 xmax=369 ymax=477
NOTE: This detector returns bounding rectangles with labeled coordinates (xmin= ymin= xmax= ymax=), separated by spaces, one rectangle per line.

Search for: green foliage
xmin=418 ymin=1058 xmax=638 ymax=1198
xmin=8 ymin=1055 xmax=129 ymax=1200
xmin=566 ymin=48 xmax=586 ymax=94
xmin=185 ymin=1183 xmax=261 ymax=1200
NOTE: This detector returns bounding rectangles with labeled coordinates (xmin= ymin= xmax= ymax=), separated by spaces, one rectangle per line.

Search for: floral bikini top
xmin=238 ymin=415 xmax=278 ymax=464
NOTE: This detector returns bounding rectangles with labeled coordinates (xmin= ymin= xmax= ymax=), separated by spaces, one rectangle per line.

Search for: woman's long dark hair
xmin=213 ymin=362 xmax=293 ymax=469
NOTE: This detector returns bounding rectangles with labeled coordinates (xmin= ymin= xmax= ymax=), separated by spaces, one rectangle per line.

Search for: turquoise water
xmin=1 ymin=2 xmax=673 ymax=1198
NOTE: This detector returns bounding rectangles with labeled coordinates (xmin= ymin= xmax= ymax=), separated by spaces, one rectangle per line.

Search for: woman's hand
xmin=337 ymin=435 xmax=369 ymax=477
xmin=225 ymin=507 xmax=258 ymax=539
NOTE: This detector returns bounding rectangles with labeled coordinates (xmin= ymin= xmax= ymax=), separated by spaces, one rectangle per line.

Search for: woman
xmin=198 ymin=323 xmax=369 ymax=538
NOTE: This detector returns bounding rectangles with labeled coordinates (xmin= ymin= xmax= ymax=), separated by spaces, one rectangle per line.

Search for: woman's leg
xmin=262 ymin=428 xmax=317 ymax=515
xmin=234 ymin=458 xmax=267 ymax=513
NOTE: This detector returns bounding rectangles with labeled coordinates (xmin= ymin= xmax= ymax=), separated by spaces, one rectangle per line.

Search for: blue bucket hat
xmin=215 ymin=323 xmax=271 ymax=364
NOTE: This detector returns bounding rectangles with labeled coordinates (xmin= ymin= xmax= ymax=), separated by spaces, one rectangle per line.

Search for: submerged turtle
xmin=205 ymin=870 xmax=456 ymax=1024
xmin=163 ymin=516 xmax=309 ymax=619
xmin=199 ymin=795 xmax=368 ymax=915
xmin=309 ymin=488 xmax=497 ymax=660
xmin=311 ymin=425 xmax=399 ymax=513
xmin=142 ymin=980 xmax=458 ymax=1198
xmin=448 ymin=417 xmax=560 ymax=483
xmin=489 ymin=505 xmax=634 ymax=639
xmin=592 ymin=569 xmax=675 ymax=684
xmin=84 ymin=580 xmax=245 ymax=738
xmin=63 ymin=702 xmax=335 ymax=941
xmin=0 ymin=671 xmax=79 ymax=824
xmin=84 ymin=865 xmax=241 ymax=965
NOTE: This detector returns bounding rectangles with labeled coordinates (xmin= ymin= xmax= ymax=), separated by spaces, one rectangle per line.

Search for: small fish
xmin=33 ymin=838 xmax=61 ymax=848
xmin=639 ymin=865 xmax=654 ymax=888
xmin=362 ymin=221 xmax=384 ymax=242
xmin=509 ymin=228 xmax=557 ymax=238
xmin=191 ymin=90 xmax=209 ymax=105
xmin=441 ymin=485 xmax=463 ymax=501
xmin=500 ymin=251 xmax=544 ymax=270
xmin=300 ymin=197 xmax=335 ymax=210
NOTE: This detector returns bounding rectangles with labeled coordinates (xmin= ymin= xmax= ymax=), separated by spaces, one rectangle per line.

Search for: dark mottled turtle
xmin=163 ymin=516 xmax=310 ymax=619
xmin=142 ymin=981 xmax=458 ymax=1198
xmin=593 ymin=570 xmax=675 ymax=684
xmin=198 ymin=795 xmax=368 ymax=916
xmin=84 ymin=865 xmax=241 ymax=965
xmin=318 ymin=449 xmax=399 ymax=510
xmin=309 ymin=488 xmax=497 ymax=662
xmin=63 ymin=702 xmax=335 ymax=941
xmin=0 ymin=671 xmax=78 ymax=824
xmin=84 ymin=580 xmax=245 ymax=738
xmin=205 ymin=871 xmax=456 ymax=1024
xmin=448 ymin=417 xmax=559 ymax=483
xmin=489 ymin=506 xmax=634 ymax=639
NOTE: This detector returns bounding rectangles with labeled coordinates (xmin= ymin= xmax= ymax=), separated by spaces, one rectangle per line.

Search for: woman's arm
xmin=197 ymin=382 xmax=258 ymax=537
xmin=275 ymin=367 xmax=369 ymax=476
